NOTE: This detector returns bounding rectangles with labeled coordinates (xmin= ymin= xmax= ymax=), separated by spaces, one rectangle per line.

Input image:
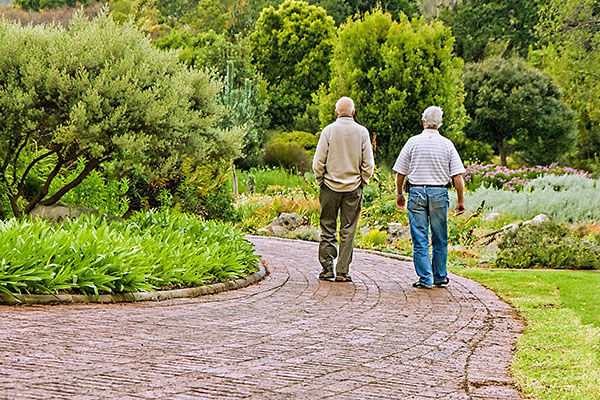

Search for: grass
xmin=451 ymin=267 xmax=600 ymax=400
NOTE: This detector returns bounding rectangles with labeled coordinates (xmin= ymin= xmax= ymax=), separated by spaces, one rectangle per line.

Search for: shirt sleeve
xmin=312 ymin=128 xmax=329 ymax=185
xmin=448 ymin=143 xmax=466 ymax=176
xmin=392 ymin=140 xmax=411 ymax=175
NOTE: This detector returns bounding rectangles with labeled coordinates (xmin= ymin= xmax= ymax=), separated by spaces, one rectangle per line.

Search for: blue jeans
xmin=407 ymin=187 xmax=449 ymax=286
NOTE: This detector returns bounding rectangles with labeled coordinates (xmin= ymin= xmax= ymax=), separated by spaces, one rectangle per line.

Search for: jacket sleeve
xmin=361 ymin=130 xmax=375 ymax=185
xmin=312 ymin=129 xmax=329 ymax=185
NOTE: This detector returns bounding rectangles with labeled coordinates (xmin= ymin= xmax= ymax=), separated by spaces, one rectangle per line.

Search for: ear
xmin=335 ymin=109 xmax=339 ymax=116
xmin=351 ymin=109 xmax=356 ymax=116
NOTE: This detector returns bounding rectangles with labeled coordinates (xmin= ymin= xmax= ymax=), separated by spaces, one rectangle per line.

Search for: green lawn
xmin=451 ymin=267 xmax=600 ymax=400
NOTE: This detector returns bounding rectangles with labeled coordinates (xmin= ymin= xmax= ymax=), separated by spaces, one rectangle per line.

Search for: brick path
xmin=0 ymin=237 xmax=523 ymax=399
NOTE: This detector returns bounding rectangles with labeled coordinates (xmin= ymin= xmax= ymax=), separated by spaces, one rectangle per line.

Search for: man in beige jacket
xmin=312 ymin=97 xmax=375 ymax=282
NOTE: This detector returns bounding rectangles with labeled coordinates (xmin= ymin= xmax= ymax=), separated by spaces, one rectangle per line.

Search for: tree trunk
xmin=8 ymin=194 xmax=22 ymax=218
xmin=497 ymin=140 xmax=508 ymax=166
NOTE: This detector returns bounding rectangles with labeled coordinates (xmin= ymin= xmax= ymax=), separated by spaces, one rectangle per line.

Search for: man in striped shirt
xmin=393 ymin=106 xmax=466 ymax=289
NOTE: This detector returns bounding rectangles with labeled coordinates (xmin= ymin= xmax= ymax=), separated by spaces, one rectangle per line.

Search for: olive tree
xmin=0 ymin=12 xmax=241 ymax=217
xmin=463 ymin=57 xmax=577 ymax=166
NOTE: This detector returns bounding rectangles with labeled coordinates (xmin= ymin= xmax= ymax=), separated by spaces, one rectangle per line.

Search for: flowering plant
xmin=464 ymin=163 xmax=590 ymax=191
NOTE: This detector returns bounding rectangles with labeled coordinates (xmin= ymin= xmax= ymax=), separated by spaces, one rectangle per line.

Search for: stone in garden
xmin=30 ymin=202 xmax=98 ymax=222
xmin=485 ymin=212 xmax=502 ymax=221
xmin=387 ymin=222 xmax=411 ymax=242
xmin=258 ymin=212 xmax=309 ymax=236
xmin=531 ymin=214 xmax=550 ymax=224
xmin=360 ymin=225 xmax=370 ymax=236
xmin=521 ymin=214 xmax=550 ymax=226
xmin=500 ymin=223 xmax=519 ymax=232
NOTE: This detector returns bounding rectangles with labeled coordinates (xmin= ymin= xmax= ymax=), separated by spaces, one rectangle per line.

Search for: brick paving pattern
xmin=0 ymin=237 xmax=523 ymax=399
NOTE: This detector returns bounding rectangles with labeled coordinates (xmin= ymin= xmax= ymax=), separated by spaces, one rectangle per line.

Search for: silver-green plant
xmin=459 ymin=174 xmax=600 ymax=222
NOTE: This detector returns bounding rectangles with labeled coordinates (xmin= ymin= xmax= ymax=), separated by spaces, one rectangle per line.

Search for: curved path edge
xmin=0 ymin=260 xmax=266 ymax=306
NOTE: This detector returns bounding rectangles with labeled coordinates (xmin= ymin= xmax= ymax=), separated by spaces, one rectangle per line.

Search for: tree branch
xmin=23 ymin=159 xmax=65 ymax=214
xmin=35 ymin=158 xmax=100 ymax=209
xmin=16 ymin=149 xmax=57 ymax=199
xmin=11 ymin=132 xmax=32 ymax=186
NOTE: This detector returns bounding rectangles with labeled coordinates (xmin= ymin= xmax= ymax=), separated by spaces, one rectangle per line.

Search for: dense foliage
xmin=250 ymin=0 xmax=336 ymax=130
xmin=464 ymin=163 xmax=589 ymax=191
xmin=463 ymin=57 xmax=577 ymax=166
xmin=319 ymin=11 xmax=476 ymax=166
xmin=0 ymin=210 xmax=259 ymax=297
xmin=440 ymin=0 xmax=540 ymax=62
xmin=496 ymin=221 xmax=600 ymax=269
xmin=532 ymin=0 xmax=600 ymax=170
xmin=0 ymin=12 xmax=241 ymax=217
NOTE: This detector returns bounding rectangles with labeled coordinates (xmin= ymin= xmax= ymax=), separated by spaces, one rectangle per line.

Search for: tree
xmin=316 ymin=0 xmax=418 ymax=25
xmin=154 ymin=29 xmax=269 ymax=168
xmin=440 ymin=0 xmax=540 ymax=62
xmin=531 ymin=0 xmax=600 ymax=168
xmin=462 ymin=58 xmax=577 ymax=166
xmin=13 ymin=0 xmax=83 ymax=11
xmin=319 ymin=11 xmax=480 ymax=166
xmin=0 ymin=12 xmax=241 ymax=217
xmin=249 ymin=0 xmax=336 ymax=129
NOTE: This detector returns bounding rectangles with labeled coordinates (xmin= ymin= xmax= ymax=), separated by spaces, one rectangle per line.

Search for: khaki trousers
xmin=318 ymin=184 xmax=363 ymax=274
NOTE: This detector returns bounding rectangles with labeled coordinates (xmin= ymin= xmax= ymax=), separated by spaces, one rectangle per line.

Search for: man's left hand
xmin=396 ymin=194 xmax=405 ymax=210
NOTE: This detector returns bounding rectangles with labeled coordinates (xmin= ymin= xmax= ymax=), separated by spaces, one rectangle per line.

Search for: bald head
xmin=335 ymin=97 xmax=355 ymax=117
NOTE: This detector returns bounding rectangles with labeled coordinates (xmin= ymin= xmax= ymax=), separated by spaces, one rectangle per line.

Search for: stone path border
xmin=0 ymin=260 xmax=266 ymax=306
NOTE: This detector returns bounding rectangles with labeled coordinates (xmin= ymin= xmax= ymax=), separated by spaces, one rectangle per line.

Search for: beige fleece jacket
xmin=312 ymin=117 xmax=375 ymax=192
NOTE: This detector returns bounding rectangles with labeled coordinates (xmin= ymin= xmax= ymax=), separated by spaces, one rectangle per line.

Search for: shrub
xmin=359 ymin=229 xmax=388 ymax=249
xmin=262 ymin=143 xmax=312 ymax=171
xmin=495 ymin=221 xmax=600 ymax=269
xmin=462 ymin=174 xmax=600 ymax=223
xmin=464 ymin=162 xmax=590 ymax=191
xmin=0 ymin=210 xmax=260 ymax=297
xmin=269 ymin=131 xmax=319 ymax=154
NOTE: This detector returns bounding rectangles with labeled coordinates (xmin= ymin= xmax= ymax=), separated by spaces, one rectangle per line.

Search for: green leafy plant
xmin=495 ymin=221 xmax=600 ymax=269
xmin=0 ymin=210 xmax=259 ymax=298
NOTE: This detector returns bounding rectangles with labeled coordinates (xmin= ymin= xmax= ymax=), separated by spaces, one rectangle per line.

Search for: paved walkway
xmin=0 ymin=237 xmax=523 ymax=399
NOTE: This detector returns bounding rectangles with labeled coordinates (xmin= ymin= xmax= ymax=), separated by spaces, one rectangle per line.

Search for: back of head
xmin=336 ymin=97 xmax=355 ymax=117
xmin=422 ymin=106 xmax=443 ymax=128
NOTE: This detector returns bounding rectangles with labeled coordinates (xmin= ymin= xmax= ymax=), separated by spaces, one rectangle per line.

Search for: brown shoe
xmin=319 ymin=265 xmax=334 ymax=280
xmin=335 ymin=273 xmax=352 ymax=282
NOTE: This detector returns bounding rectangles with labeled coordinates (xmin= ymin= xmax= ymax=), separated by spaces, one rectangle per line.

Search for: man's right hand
xmin=454 ymin=201 xmax=466 ymax=216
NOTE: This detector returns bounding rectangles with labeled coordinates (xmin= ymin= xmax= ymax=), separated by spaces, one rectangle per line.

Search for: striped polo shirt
xmin=392 ymin=129 xmax=465 ymax=185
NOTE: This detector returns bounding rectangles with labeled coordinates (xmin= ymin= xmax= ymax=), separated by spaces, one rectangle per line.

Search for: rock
xmin=485 ymin=212 xmax=502 ymax=221
xmin=261 ymin=212 xmax=309 ymax=236
xmin=360 ymin=226 xmax=370 ymax=236
xmin=30 ymin=202 xmax=98 ymax=222
xmin=531 ymin=214 xmax=550 ymax=224
xmin=387 ymin=222 xmax=410 ymax=242
xmin=499 ymin=223 xmax=519 ymax=232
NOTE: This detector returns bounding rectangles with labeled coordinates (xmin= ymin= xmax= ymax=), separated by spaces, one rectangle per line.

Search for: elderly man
xmin=313 ymin=97 xmax=375 ymax=282
xmin=393 ymin=106 xmax=465 ymax=289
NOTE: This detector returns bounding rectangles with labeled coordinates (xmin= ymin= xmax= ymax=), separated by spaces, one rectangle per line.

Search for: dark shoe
xmin=412 ymin=281 xmax=432 ymax=289
xmin=335 ymin=273 xmax=353 ymax=282
xmin=319 ymin=265 xmax=334 ymax=280
xmin=434 ymin=277 xmax=450 ymax=287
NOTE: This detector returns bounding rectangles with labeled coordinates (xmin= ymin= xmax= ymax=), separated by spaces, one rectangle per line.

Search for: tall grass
xmin=460 ymin=174 xmax=600 ymax=223
xmin=0 ymin=210 xmax=259 ymax=297
xmin=236 ymin=167 xmax=317 ymax=197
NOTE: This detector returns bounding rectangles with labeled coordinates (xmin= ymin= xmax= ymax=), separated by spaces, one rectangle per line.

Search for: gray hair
xmin=336 ymin=97 xmax=355 ymax=116
xmin=422 ymin=106 xmax=443 ymax=128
